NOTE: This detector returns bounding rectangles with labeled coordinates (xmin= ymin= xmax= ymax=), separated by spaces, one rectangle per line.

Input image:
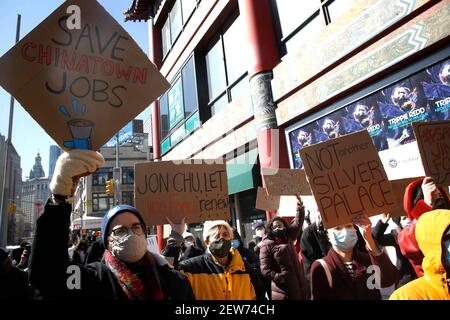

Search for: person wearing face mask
xmin=310 ymin=214 xmax=399 ymax=300
xmin=397 ymin=177 xmax=450 ymax=278
xmin=178 ymin=220 xmax=266 ymax=300
xmin=259 ymin=197 xmax=309 ymax=300
xmin=28 ymin=150 xmax=194 ymax=300
xmin=179 ymin=232 xmax=204 ymax=264
xmin=248 ymin=221 xmax=266 ymax=256
xmin=371 ymin=213 xmax=417 ymax=288
xmin=390 ymin=209 xmax=450 ymax=300
xmin=231 ymin=227 xmax=260 ymax=270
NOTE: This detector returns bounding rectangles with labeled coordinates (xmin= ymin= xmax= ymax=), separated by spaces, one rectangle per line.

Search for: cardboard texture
xmin=0 ymin=0 xmax=169 ymax=151
xmin=255 ymin=187 xmax=280 ymax=211
xmin=388 ymin=177 xmax=423 ymax=217
xmin=261 ymin=168 xmax=312 ymax=195
xmin=134 ymin=161 xmax=230 ymax=226
xmin=412 ymin=120 xmax=450 ymax=187
xmin=299 ymin=130 xmax=396 ymax=229
xmin=277 ymin=196 xmax=299 ymax=217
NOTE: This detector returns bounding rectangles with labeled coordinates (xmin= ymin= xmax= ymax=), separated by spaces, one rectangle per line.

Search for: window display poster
xmin=288 ymin=58 xmax=450 ymax=175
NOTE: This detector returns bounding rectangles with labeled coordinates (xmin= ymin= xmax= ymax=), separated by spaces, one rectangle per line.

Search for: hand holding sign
xmin=166 ymin=216 xmax=186 ymax=236
xmin=421 ymin=177 xmax=443 ymax=207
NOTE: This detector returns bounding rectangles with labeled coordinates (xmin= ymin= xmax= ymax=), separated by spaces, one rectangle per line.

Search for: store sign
xmin=286 ymin=58 xmax=450 ymax=180
xmin=299 ymin=130 xmax=396 ymax=229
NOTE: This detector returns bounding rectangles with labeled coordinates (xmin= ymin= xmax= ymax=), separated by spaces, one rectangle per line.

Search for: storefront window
xmin=273 ymin=0 xmax=352 ymax=55
xmin=92 ymin=167 xmax=113 ymax=186
xmin=92 ymin=193 xmax=114 ymax=212
xmin=204 ymin=14 xmax=249 ymax=116
xmin=122 ymin=167 xmax=134 ymax=185
xmin=161 ymin=0 xmax=201 ymax=59
xmin=122 ymin=191 xmax=134 ymax=206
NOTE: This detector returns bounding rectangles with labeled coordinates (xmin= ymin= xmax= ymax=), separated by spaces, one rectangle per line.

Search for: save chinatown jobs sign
xmin=0 ymin=0 xmax=169 ymax=151
xmin=134 ymin=161 xmax=231 ymax=226
xmin=299 ymin=130 xmax=397 ymax=229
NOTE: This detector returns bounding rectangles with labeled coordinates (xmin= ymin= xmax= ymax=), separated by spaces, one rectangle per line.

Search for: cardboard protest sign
xmin=388 ymin=177 xmax=423 ymax=217
xmin=299 ymin=130 xmax=396 ymax=229
xmin=0 ymin=0 xmax=169 ymax=151
xmin=135 ymin=161 xmax=230 ymax=226
xmin=412 ymin=120 xmax=450 ymax=187
xmin=261 ymin=168 xmax=312 ymax=195
xmin=277 ymin=196 xmax=299 ymax=217
xmin=255 ymin=187 xmax=280 ymax=211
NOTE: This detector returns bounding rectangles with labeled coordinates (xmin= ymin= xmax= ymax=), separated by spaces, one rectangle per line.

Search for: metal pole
xmin=113 ymin=133 xmax=121 ymax=205
xmin=0 ymin=14 xmax=21 ymax=247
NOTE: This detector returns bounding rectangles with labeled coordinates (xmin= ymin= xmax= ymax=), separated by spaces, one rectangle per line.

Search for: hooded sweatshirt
xmin=390 ymin=209 xmax=450 ymax=300
xmin=397 ymin=178 xmax=450 ymax=277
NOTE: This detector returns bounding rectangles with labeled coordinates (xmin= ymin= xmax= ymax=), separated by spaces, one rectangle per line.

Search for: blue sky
xmin=0 ymin=0 xmax=151 ymax=179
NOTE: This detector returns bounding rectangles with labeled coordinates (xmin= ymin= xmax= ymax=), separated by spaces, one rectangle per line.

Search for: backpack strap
xmin=317 ymin=259 xmax=332 ymax=288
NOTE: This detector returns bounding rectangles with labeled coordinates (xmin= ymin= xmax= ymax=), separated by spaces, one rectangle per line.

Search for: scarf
xmin=104 ymin=250 xmax=164 ymax=300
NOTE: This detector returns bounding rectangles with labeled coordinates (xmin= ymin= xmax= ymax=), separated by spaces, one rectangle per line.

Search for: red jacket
xmin=397 ymin=178 xmax=450 ymax=277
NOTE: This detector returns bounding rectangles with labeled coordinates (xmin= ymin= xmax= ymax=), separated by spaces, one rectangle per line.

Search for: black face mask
xmin=209 ymin=239 xmax=231 ymax=258
xmin=272 ymin=228 xmax=286 ymax=238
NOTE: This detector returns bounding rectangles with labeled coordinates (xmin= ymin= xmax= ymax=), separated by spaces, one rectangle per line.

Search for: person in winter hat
xmin=397 ymin=177 xmax=450 ymax=277
xmin=178 ymin=220 xmax=265 ymax=300
xmin=28 ymin=150 xmax=194 ymax=300
xmin=390 ymin=209 xmax=450 ymax=300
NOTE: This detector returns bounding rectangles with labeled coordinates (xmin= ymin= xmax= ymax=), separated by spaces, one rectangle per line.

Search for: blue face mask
xmin=231 ymin=239 xmax=240 ymax=249
xmin=329 ymin=228 xmax=358 ymax=251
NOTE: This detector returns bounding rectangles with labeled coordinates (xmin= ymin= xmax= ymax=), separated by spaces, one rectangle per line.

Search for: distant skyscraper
xmin=49 ymin=145 xmax=62 ymax=180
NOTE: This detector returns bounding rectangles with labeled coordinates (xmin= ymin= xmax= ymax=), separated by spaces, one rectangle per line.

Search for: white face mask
xmin=111 ymin=234 xmax=148 ymax=263
xmin=255 ymin=230 xmax=265 ymax=238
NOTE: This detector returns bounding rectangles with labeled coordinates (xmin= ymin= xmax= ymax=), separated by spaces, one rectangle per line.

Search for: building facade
xmin=72 ymin=141 xmax=149 ymax=233
xmin=124 ymin=0 xmax=449 ymax=244
xmin=0 ymin=134 xmax=23 ymax=245
xmin=21 ymin=153 xmax=49 ymax=239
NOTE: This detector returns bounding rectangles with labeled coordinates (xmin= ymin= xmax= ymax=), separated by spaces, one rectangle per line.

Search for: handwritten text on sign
xmin=134 ymin=161 xmax=230 ymax=226
xmin=0 ymin=0 xmax=169 ymax=151
xmin=299 ymin=130 xmax=396 ymax=229
xmin=412 ymin=121 xmax=450 ymax=187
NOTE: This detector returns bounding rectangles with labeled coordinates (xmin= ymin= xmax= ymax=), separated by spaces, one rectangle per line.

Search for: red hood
xmin=403 ymin=178 xmax=450 ymax=220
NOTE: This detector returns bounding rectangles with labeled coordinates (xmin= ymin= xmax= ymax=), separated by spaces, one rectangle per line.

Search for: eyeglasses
xmin=111 ymin=223 xmax=145 ymax=238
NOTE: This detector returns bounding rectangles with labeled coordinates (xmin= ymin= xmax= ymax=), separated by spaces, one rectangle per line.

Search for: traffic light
xmin=106 ymin=179 xmax=115 ymax=196
xmin=7 ymin=201 xmax=16 ymax=214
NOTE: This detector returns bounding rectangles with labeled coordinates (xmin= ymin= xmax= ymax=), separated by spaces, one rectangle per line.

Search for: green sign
xmin=168 ymin=77 xmax=184 ymax=128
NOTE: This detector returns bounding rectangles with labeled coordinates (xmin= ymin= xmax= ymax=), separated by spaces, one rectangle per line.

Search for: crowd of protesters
xmin=0 ymin=150 xmax=449 ymax=300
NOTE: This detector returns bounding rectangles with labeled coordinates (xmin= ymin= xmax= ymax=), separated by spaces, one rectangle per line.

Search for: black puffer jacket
xmin=28 ymin=199 xmax=194 ymax=300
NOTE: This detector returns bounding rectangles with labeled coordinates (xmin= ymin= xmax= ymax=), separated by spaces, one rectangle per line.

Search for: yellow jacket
xmin=179 ymin=248 xmax=258 ymax=300
xmin=390 ymin=209 xmax=450 ymax=300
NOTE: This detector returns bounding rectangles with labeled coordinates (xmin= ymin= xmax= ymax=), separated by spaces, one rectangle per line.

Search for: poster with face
xmin=376 ymin=78 xmax=430 ymax=149
xmin=286 ymin=58 xmax=450 ymax=174
xmin=343 ymin=97 xmax=388 ymax=151
xmin=421 ymin=59 xmax=450 ymax=121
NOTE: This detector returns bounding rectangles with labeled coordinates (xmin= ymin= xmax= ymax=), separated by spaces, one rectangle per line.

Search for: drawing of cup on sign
xmin=59 ymin=99 xmax=93 ymax=150
xmin=64 ymin=119 xmax=94 ymax=150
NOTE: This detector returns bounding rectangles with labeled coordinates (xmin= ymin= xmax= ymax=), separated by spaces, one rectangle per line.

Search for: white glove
xmin=50 ymin=150 xmax=105 ymax=196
